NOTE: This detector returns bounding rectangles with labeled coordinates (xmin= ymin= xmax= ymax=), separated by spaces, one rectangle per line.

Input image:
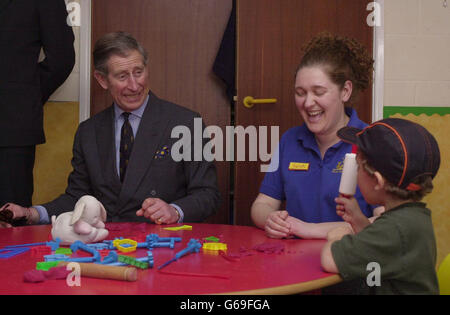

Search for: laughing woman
xmin=251 ymin=33 xmax=379 ymax=239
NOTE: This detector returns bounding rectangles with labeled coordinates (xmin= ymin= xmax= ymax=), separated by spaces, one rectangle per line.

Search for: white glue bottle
xmin=339 ymin=153 xmax=358 ymax=196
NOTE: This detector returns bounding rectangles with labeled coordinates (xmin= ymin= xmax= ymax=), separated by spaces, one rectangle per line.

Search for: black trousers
xmin=0 ymin=146 xmax=36 ymax=207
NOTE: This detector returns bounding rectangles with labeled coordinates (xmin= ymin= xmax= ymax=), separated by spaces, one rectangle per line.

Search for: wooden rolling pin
xmin=58 ymin=262 xmax=138 ymax=282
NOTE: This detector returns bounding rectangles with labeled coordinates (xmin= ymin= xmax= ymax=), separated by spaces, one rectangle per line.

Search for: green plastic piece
xmin=55 ymin=248 xmax=73 ymax=255
xmin=36 ymin=261 xmax=61 ymax=271
xmin=118 ymin=255 xmax=149 ymax=269
xmin=204 ymin=236 xmax=220 ymax=242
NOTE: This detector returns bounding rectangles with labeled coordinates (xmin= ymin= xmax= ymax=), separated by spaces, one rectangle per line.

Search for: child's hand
xmin=368 ymin=206 xmax=386 ymax=223
xmin=335 ymin=194 xmax=370 ymax=233
xmin=373 ymin=206 xmax=385 ymax=217
xmin=327 ymin=226 xmax=353 ymax=242
xmin=335 ymin=195 xmax=359 ymax=221
xmin=264 ymin=211 xmax=291 ymax=239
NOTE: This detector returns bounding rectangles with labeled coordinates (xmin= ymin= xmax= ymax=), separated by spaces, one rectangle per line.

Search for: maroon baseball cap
xmin=337 ymin=118 xmax=440 ymax=191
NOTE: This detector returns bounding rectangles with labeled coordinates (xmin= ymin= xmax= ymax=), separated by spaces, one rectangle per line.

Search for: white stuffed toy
xmin=51 ymin=195 xmax=109 ymax=245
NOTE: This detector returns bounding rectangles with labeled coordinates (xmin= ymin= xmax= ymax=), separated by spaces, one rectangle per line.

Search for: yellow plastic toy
xmin=163 ymin=225 xmax=193 ymax=231
xmin=438 ymin=254 xmax=450 ymax=295
xmin=202 ymin=242 xmax=227 ymax=251
xmin=113 ymin=238 xmax=138 ymax=253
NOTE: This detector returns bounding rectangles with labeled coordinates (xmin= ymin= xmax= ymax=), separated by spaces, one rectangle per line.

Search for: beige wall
xmin=384 ymin=0 xmax=450 ymax=108
xmin=33 ymin=102 xmax=79 ymax=205
xmin=49 ymin=0 xmax=80 ymax=102
xmin=384 ymin=0 xmax=450 ymax=268
xmin=34 ymin=1 xmax=80 ymax=203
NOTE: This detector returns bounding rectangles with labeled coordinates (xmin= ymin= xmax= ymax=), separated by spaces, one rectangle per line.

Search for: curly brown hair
xmin=297 ymin=32 xmax=374 ymax=105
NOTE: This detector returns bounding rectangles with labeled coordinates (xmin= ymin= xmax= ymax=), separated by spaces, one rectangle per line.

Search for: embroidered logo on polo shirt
xmin=289 ymin=162 xmax=310 ymax=171
xmin=332 ymin=160 xmax=344 ymax=173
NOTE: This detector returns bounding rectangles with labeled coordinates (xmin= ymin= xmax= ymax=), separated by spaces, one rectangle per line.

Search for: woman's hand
xmin=264 ymin=210 xmax=291 ymax=239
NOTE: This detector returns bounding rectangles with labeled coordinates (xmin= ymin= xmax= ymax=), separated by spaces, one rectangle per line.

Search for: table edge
xmin=218 ymin=274 xmax=343 ymax=295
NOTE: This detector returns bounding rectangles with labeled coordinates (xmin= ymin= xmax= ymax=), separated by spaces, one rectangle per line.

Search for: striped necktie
xmin=119 ymin=112 xmax=134 ymax=182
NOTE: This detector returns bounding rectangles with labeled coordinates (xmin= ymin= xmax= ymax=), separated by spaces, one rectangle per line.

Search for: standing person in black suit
xmin=0 ymin=31 xmax=220 ymax=227
xmin=0 ymin=0 xmax=75 ymax=207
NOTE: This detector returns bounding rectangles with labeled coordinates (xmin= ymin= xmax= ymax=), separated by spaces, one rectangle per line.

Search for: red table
xmin=0 ymin=223 xmax=341 ymax=295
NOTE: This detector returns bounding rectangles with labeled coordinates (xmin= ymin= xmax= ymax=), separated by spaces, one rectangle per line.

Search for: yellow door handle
xmin=243 ymin=96 xmax=277 ymax=109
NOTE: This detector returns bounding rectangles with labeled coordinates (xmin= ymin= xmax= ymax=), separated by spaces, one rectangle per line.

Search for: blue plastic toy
xmin=136 ymin=234 xmax=181 ymax=250
xmin=158 ymin=239 xmax=201 ymax=270
xmin=70 ymin=240 xmax=102 ymax=263
xmin=0 ymin=247 xmax=31 ymax=259
xmin=0 ymin=238 xmax=61 ymax=259
xmin=147 ymin=251 xmax=154 ymax=268
xmin=99 ymin=251 xmax=119 ymax=265
xmin=86 ymin=243 xmax=110 ymax=250
xmin=2 ymin=238 xmax=61 ymax=251
xmin=44 ymin=254 xmax=70 ymax=262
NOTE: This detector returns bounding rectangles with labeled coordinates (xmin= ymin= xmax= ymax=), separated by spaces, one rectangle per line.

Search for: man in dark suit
xmin=0 ymin=0 xmax=75 ymax=207
xmin=0 ymin=32 xmax=220 ymax=227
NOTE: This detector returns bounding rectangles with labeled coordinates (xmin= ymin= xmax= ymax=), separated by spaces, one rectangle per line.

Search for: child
xmin=321 ymin=118 xmax=440 ymax=295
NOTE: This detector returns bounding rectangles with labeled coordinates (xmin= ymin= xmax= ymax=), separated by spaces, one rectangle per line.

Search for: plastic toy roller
xmin=339 ymin=153 xmax=358 ymax=196
xmin=58 ymin=261 xmax=138 ymax=282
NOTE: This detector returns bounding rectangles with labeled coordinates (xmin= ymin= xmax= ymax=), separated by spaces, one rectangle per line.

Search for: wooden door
xmin=235 ymin=0 xmax=373 ymax=226
xmin=91 ymin=0 xmax=233 ymax=224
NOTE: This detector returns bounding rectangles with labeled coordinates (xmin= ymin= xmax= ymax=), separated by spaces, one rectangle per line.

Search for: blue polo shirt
xmin=260 ymin=108 xmax=374 ymax=223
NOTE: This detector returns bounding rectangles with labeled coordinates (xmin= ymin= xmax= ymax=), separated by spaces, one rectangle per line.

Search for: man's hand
xmin=0 ymin=203 xmax=36 ymax=228
xmin=0 ymin=209 xmax=13 ymax=228
xmin=136 ymin=198 xmax=180 ymax=225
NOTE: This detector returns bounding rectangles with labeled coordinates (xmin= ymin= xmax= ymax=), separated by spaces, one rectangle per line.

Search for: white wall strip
xmin=79 ymin=0 xmax=91 ymax=122
xmin=372 ymin=0 xmax=385 ymax=122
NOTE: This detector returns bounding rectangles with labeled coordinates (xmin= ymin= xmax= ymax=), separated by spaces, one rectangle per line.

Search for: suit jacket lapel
xmin=117 ymin=93 xmax=170 ymax=209
xmin=95 ymin=106 xmax=122 ymax=193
